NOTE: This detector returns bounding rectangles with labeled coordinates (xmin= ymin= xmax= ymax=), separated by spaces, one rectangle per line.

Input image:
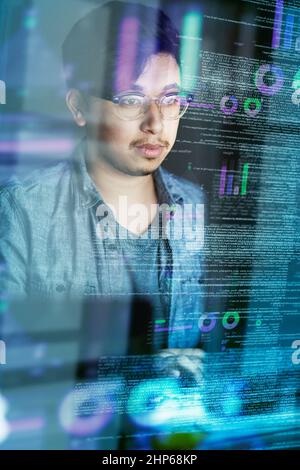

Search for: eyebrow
xmin=129 ymin=82 xmax=181 ymax=92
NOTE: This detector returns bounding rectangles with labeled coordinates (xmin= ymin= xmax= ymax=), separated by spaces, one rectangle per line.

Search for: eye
xmin=119 ymin=95 xmax=143 ymax=106
xmin=161 ymin=94 xmax=181 ymax=106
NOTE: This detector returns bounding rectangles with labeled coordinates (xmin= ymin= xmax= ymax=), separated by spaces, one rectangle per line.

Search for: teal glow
xmin=127 ymin=378 xmax=206 ymax=429
xmin=292 ymin=69 xmax=300 ymax=89
xmin=0 ymin=300 xmax=7 ymax=314
xmin=179 ymin=10 xmax=202 ymax=90
xmin=127 ymin=378 xmax=180 ymax=428
xmin=24 ymin=12 xmax=38 ymax=30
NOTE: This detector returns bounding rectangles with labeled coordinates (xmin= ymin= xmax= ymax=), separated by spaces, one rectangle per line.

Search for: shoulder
xmin=159 ymin=166 xmax=206 ymax=205
xmin=0 ymin=161 xmax=72 ymax=212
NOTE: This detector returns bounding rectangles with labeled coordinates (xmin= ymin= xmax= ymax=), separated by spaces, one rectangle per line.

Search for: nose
xmin=139 ymin=100 xmax=164 ymax=135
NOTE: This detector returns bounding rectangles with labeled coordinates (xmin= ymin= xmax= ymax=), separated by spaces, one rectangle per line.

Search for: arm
xmin=0 ymin=187 xmax=28 ymax=299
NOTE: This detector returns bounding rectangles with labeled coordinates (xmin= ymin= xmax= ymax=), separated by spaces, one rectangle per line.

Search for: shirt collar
xmin=71 ymin=138 xmax=103 ymax=208
xmin=71 ymin=138 xmax=183 ymax=208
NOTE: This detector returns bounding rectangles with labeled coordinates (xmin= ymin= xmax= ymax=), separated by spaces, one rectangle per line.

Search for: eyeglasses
xmin=110 ymin=90 xmax=194 ymax=121
xmin=86 ymin=91 xmax=193 ymax=120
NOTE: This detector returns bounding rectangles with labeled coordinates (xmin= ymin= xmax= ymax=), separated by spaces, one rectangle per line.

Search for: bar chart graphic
xmin=219 ymin=163 xmax=249 ymax=197
xmin=272 ymin=0 xmax=297 ymax=51
xmin=283 ymin=13 xmax=295 ymax=49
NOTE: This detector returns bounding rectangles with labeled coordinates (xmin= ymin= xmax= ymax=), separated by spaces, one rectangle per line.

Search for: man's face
xmin=84 ymin=53 xmax=181 ymax=176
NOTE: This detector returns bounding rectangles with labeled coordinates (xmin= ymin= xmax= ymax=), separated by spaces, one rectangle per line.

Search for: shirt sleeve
xmin=0 ymin=187 xmax=28 ymax=299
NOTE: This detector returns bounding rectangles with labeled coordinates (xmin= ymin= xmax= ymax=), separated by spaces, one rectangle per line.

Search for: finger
xmin=169 ymin=369 xmax=181 ymax=378
xmin=157 ymin=349 xmax=178 ymax=358
xmin=177 ymin=356 xmax=204 ymax=383
xmin=177 ymin=355 xmax=198 ymax=373
xmin=164 ymin=348 xmax=205 ymax=358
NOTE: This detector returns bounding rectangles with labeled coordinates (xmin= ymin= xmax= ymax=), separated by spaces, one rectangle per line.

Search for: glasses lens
xmin=115 ymin=94 xmax=144 ymax=119
xmin=160 ymin=94 xmax=189 ymax=119
xmin=112 ymin=93 xmax=192 ymax=120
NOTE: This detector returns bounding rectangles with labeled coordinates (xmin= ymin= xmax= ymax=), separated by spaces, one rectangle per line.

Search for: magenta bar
xmin=115 ymin=16 xmax=139 ymax=93
xmin=190 ymin=103 xmax=215 ymax=109
xmin=11 ymin=417 xmax=45 ymax=432
xmin=219 ymin=164 xmax=227 ymax=196
xmin=0 ymin=139 xmax=73 ymax=154
xmin=197 ymin=103 xmax=215 ymax=109
xmin=272 ymin=0 xmax=284 ymax=49
xmin=198 ymin=103 xmax=215 ymax=109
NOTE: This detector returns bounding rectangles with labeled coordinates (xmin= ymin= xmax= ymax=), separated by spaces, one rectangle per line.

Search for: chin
xmin=108 ymin=147 xmax=167 ymax=176
xmin=136 ymin=161 xmax=163 ymax=176
xmin=121 ymin=157 xmax=163 ymax=177
xmin=125 ymin=166 xmax=158 ymax=177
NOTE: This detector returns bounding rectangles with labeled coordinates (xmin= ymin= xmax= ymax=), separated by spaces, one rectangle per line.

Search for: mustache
xmin=130 ymin=139 xmax=169 ymax=147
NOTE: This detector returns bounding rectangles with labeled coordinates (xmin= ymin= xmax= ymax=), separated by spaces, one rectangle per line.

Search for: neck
xmin=85 ymin=145 xmax=158 ymax=208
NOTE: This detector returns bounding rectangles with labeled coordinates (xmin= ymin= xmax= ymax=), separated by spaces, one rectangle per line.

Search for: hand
xmin=154 ymin=348 xmax=205 ymax=386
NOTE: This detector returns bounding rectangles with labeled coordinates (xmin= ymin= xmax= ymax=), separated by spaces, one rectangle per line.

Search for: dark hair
xmin=62 ymin=1 xmax=180 ymax=98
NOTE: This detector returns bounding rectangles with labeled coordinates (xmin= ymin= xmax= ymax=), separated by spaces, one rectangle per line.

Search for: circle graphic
xmin=222 ymin=311 xmax=240 ymax=330
xmin=58 ymin=385 xmax=113 ymax=436
xmin=244 ymin=98 xmax=262 ymax=117
xmin=220 ymin=95 xmax=238 ymax=115
xmin=255 ymin=64 xmax=284 ymax=96
xmin=198 ymin=312 xmax=217 ymax=332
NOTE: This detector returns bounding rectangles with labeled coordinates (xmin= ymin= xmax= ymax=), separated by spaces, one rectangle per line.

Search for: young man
xmin=0 ymin=2 xmax=205 ymax=360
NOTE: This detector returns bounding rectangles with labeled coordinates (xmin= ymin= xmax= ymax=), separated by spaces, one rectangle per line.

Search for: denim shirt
xmin=0 ymin=139 xmax=206 ymax=348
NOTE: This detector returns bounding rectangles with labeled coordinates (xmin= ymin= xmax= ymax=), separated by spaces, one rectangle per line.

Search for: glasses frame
xmin=111 ymin=90 xmax=194 ymax=121
xmin=86 ymin=90 xmax=194 ymax=121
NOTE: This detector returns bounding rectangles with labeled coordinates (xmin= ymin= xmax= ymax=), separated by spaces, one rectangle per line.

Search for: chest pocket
xmin=29 ymin=274 xmax=89 ymax=299
xmin=28 ymin=276 xmax=72 ymax=298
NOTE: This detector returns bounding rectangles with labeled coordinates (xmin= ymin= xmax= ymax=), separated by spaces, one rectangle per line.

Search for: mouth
xmin=134 ymin=144 xmax=166 ymax=158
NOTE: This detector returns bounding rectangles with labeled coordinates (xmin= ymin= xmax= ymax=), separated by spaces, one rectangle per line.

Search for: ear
xmin=66 ymin=89 xmax=87 ymax=127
